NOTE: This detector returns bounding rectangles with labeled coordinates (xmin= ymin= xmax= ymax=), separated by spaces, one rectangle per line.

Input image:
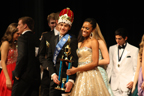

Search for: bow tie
xmin=118 ymin=45 xmax=125 ymax=49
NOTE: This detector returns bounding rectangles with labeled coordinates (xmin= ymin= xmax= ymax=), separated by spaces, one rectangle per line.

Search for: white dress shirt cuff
xmin=68 ymin=79 xmax=74 ymax=84
xmin=51 ymin=73 xmax=56 ymax=80
xmin=51 ymin=73 xmax=75 ymax=84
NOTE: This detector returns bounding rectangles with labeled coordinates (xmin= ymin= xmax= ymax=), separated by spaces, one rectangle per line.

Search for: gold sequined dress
xmin=70 ymin=47 xmax=110 ymax=96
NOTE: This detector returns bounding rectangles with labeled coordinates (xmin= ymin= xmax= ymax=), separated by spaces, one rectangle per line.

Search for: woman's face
xmin=13 ymin=31 xmax=20 ymax=41
xmin=81 ymin=22 xmax=93 ymax=38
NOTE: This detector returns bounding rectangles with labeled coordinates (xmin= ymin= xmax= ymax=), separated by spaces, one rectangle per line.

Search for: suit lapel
xmin=114 ymin=45 xmax=119 ymax=65
xmin=54 ymin=35 xmax=58 ymax=47
xmin=119 ymin=43 xmax=130 ymax=64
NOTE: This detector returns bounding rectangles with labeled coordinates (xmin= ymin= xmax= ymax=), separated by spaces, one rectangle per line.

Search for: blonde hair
xmin=93 ymin=23 xmax=106 ymax=45
xmin=93 ymin=23 xmax=108 ymax=69
xmin=55 ymin=11 xmax=60 ymax=20
xmin=47 ymin=13 xmax=55 ymax=23
xmin=139 ymin=34 xmax=144 ymax=62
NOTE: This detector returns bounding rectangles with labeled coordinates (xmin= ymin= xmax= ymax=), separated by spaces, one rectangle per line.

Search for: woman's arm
xmin=98 ymin=40 xmax=110 ymax=65
xmin=132 ymin=55 xmax=141 ymax=93
xmin=67 ymin=38 xmax=99 ymax=74
xmin=141 ymin=47 xmax=144 ymax=90
xmin=1 ymin=41 xmax=12 ymax=89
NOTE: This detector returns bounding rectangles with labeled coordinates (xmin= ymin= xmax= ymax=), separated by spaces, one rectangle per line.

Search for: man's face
xmin=59 ymin=23 xmax=70 ymax=36
xmin=115 ymin=35 xmax=127 ymax=45
xmin=48 ymin=19 xmax=56 ymax=31
xmin=17 ymin=20 xmax=26 ymax=34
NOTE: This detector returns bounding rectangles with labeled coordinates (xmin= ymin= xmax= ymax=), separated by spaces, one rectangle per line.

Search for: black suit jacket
xmin=38 ymin=30 xmax=54 ymax=69
xmin=47 ymin=33 xmax=78 ymax=81
xmin=14 ymin=31 xmax=40 ymax=85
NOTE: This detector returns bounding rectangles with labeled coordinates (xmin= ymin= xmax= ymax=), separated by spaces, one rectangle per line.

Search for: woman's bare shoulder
xmin=1 ymin=41 xmax=9 ymax=49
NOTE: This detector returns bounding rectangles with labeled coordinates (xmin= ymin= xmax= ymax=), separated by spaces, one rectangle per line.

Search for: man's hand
xmin=65 ymin=81 xmax=73 ymax=92
xmin=127 ymin=81 xmax=133 ymax=89
xmin=15 ymin=76 xmax=19 ymax=80
xmin=52 ymin=74 xmax=60 ymax=85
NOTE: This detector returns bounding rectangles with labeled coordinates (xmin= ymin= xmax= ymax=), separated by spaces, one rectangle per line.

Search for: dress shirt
xmin=118 ymin=43 xmax=127 ymax=58
xmin=54 ymin=28 xmax=59 ymax=36
xmin=22 ymin=30 xmax=31 ymax=35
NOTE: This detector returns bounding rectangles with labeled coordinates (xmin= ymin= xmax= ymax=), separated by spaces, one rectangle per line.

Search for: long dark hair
xmin=1 ymin=23 xmax=18 ymax=46
xmin=78 ymin=18 xmax=97 ymax=42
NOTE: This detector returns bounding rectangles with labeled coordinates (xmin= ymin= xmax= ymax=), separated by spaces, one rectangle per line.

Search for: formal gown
xmin=98 ymin=50 xmax=114 ymax=96
xmin=0 ymin=48 xmax=18 ymax=96
xmin=131 ymin=83 xmax=138 ymax=96
xmin=138 ymin=67 xmax=144 ymax=96
xmin=70 ymin=47 xmax=110 ymax=96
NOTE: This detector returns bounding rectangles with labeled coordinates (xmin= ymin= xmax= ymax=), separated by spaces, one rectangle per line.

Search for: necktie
xmin=59 ymin=36 xmax=62 ymax=41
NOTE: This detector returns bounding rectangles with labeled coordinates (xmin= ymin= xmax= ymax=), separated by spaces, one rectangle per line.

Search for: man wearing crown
xmin=47 ymin=8 xmax=78 ymax=96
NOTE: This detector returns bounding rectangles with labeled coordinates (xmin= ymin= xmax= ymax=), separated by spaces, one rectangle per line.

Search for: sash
xmin=53 ymin=34 xmax=71 ymax=66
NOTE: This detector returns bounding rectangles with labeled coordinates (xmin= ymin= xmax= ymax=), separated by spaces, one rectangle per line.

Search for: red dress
xmin=0 ymin=48 xmax=18 ymax=96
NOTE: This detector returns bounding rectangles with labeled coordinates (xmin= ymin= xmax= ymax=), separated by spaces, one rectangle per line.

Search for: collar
xmin=118 ymin=42 xmax=127 ymax=49
xmin=120 ymin=42 xmax=126 ymax=47
xmin=117 ymin=42 xmax=127 ymax=47
xmin=54 ymin=28 xmax=59 ymax=36
xmin=22 ymin=30 xmax=31 ymax=35
xmin=59 ymin=34 xmax=63 ymax=38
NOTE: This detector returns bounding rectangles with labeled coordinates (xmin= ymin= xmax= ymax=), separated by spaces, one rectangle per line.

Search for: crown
xmin=58 ymin=8 xmax=74 ymax=26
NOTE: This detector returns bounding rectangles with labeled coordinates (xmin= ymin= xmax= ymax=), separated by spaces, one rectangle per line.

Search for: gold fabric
xmin=70 ymin=47 xmax=110 ymax=96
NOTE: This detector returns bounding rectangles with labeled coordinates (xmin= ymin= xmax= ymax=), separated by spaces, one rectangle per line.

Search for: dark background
xmin=1 ymin=0 xmax=143 ymax=48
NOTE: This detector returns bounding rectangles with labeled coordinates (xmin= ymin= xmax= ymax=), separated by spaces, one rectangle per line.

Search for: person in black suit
xmin=39 ymin=12 xmax=60 ymax=70
xmin=39 ymin=12 xmax=60 ymax=96
xmin=12 ymin=16 xmax=40 ymax=96
xmin=47 ymin=8 xmax=78 ymax=96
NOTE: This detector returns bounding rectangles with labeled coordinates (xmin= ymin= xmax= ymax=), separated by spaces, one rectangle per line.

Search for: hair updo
xmin=83 ymin=18 xmax=97 ymax=30
xmin=78 ymin=18 xmax=97 ymax=42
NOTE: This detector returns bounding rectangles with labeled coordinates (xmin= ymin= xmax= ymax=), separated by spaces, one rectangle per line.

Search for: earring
xmin=89 ymin=32 xmax=93 ymax=39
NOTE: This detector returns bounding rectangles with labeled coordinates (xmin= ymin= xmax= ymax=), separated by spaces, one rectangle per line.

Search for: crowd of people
xmin=0 ymin=7 xmax=143 ymax=96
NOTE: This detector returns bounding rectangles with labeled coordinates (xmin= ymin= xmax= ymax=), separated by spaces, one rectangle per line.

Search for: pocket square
xmin=127 ymin=56 xmax=131 ymax=58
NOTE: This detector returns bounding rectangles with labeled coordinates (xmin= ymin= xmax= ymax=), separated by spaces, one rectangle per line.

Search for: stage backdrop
xmin=1 ymin=0 xmax=143 ymax=48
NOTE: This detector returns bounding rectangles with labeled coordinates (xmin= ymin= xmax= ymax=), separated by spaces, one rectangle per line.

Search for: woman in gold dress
xmin=67 ymin=18 xmax=110 ymax=96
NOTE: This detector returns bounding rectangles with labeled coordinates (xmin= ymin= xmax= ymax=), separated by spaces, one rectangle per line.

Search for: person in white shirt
xmin=107 ymin=28 xmax=139 ymax=96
